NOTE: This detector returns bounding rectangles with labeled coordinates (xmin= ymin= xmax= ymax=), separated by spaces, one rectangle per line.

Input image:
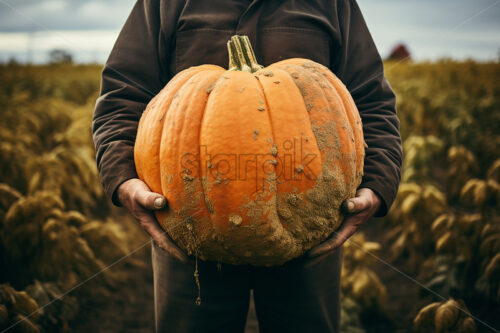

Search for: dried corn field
xmin=0 ymin=60 xmax=499 ymax=332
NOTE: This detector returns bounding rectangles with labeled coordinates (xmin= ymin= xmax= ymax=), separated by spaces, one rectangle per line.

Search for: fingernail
xmin=154 ymin=197 xmax=166 ymax=209
xmin=347 ymin=200 xmax=355 ymax=212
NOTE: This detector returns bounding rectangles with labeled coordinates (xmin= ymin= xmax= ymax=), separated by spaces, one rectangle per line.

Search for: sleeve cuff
xmin=103 ymin=168 xmax=139 ymax=207
xmin=358 ymin=179 xmax=398 ymax=217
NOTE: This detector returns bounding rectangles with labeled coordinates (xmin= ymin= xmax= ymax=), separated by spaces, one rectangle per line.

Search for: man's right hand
xmin=117 ymin=178 xmax=190 ymax=263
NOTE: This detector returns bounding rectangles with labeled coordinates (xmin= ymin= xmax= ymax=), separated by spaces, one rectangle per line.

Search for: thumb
xmin=136 ymin=189 xmax=167 ymax=210
xmin=342 ymin=192 xmax=370 ymax=213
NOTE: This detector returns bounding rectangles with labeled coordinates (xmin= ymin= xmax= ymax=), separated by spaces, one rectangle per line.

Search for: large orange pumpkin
xmin=134 ymin=35 xmax=364 ymax=265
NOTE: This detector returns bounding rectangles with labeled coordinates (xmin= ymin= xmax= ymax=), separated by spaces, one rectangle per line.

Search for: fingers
xmin=139 ymin=213 xmax=190 ymax=263
xmin=304 ymin=219 xmax=362 ymax=267
xmin=308 ymin=207 xmax=372 ymax=258
xmin=308 ymin=236 xmax=337 ymax=258
xmin=305 ymin=248 xmax=336 ymax=267
xmin=329 ymin=223 xmax=358 ymax=250
xmin=308 ymin=222 xmax=357 ymax=258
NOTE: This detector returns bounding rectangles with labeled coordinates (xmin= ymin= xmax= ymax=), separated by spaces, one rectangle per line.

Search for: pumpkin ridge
xmin=253 ymin=71 xmax=285 ymax=243
xmin=297 ymin=60 xmax=365 ymax=179
xmin=159 ymin=69 xmax=226 ymax=257
xmin=198 ymin=72 xmax=223 ymax=231
xmin=253 ymin=72 xmax=277 ymax=168
xmin=302 ymin=65 xmax=357 ymax=185
xmin=255 ymin=66 xmax=325 ymax=256
xmin=258 ymin=66 xmax=323 ymax=188
xmin=273 ymin=62 xmax=354 ymax=185
xmin=135 ymin=66 xmax=204 ymax=193
xmin=266 ymin=62 xmax=357 ymax=241
xmin=159 ymin=70 xmax=205 ymax=204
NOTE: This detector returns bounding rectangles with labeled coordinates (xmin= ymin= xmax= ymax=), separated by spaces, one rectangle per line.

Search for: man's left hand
xmin=307 ymin=188 xmax=381 ymax=259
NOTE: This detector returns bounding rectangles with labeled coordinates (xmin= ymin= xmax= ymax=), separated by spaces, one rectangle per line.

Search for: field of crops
xmin=0 ymin=60 xmax=498 ymax=332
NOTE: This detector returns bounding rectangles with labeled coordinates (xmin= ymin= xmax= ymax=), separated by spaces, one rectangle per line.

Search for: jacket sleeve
xmin=92 ymin=0 xmax=167 ymax=206
xmin=333 ymin=0 xmax=403 ymax=216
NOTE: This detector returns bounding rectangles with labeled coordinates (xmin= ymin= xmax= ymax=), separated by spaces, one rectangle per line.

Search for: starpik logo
xmin=179 ymin=137 xmax=318 ymax=192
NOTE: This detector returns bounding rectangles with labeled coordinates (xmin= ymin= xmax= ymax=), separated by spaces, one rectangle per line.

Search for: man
xmin=93 ymin=0 xmax=402 ymax=332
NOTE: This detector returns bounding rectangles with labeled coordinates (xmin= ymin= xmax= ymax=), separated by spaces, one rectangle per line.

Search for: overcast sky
xmin=0 ymin=0 xmax=498 ymax=63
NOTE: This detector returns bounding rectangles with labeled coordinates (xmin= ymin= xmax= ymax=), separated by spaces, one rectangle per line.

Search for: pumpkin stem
xmin=227 ymin=35 xmax=263 ymax=73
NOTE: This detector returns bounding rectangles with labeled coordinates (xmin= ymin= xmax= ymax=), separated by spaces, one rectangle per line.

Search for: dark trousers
xmin=152 ymin=242 xmax=342 ymax=333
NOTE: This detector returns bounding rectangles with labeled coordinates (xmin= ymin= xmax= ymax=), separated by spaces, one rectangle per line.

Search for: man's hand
xmin=117 ymin=178 xmax=190 ymax=263
xmin=307 ymin=188 xmax=381 ymax=259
